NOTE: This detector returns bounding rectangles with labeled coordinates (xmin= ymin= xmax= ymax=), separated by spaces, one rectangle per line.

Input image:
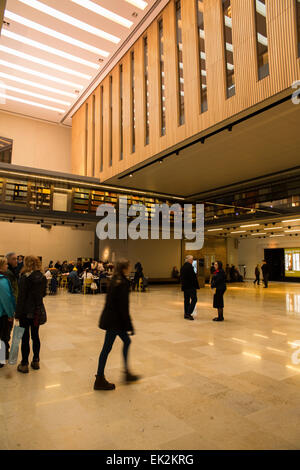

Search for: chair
xmin=60 ymin=276 xmax=68 ymax=290
xmin=83 ymin=277 xmax=93 ymax=295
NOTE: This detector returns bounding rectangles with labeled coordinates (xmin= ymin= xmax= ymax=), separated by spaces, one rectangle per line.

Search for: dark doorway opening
xmin=264 ymin=248 xmax=285 ymax=281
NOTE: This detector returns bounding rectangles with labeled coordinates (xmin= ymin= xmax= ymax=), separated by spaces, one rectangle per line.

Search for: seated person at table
xmin=68 ymin=269 xmax=81 ymax=293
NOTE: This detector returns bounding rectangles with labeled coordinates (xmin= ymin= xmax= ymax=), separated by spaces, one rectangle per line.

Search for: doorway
xmin=264 ymin=248 xmax=285 ymax=281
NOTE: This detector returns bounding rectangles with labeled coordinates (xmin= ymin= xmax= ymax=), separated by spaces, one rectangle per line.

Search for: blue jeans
xmin=97 ymin=330 xmax=131 ymax=376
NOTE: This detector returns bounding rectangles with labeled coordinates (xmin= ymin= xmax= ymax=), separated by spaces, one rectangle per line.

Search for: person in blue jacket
xmin=0 ymin=257 xmax=16 ymax=367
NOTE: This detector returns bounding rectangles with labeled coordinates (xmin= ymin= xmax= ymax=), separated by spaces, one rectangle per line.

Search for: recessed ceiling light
xmin=240 ymin=224 xmax=260 ymax=228
xmin=0 ymin=92 xmax=66 ymax=113
xmin=1 ymin=84 xmax=71 ymax=105
xmin=71 ymin=0 xmax=133 ymax=28
xmin=125 ymin=0 xmax=148 ymax=10
xmin=0 ymin=45 xmax=91 ymax=79
xmin=5 ymin=10 xmax=110 ymax=57
xmin=0 ymin=71 xmax=77 ymax=98
xmin=0 ymin=59 xmax=83 ymax=88
xmin=282 ymin=219 xmax=300 ymax=223
xmin=17 ymin=0 xmax=120 ymax=43
xmin=1 ymin=29 xmax=98 ymax=69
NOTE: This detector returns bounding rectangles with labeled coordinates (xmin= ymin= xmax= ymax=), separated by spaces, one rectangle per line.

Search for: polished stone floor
xmin=1 ymin=282 xmax=300 ymax=450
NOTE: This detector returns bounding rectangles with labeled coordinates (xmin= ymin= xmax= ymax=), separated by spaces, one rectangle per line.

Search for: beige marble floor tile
xmin=1 ymin=282 xmax=300 ymax=449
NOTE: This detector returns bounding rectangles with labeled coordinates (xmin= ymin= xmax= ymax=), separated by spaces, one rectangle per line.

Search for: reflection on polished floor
xmin=1 ymin=282 xmax=300 ymax=450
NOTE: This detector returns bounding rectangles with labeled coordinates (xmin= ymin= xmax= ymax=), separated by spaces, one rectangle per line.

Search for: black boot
xmin=94 ymin=375 xmax=115 ymax=390
xmin=184 ymin=314 xmax=194 ymax=321
xmin=213 ymin=308 xmax=224 ymax=322
xmin=124 ymin=370 xmax=140 ymax=383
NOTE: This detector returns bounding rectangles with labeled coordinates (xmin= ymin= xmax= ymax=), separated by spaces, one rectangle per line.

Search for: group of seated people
xmin=44 ymin=259 xmax=114 ymax=294
xmin=44 ymin=259 xmax=149 ymax=294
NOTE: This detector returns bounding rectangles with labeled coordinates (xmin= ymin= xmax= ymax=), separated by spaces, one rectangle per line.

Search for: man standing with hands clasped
xmin=180 ymin=255 xmax=199 ymax=321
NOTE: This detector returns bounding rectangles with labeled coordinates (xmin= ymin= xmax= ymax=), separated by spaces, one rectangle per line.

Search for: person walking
xmin=209 ymin=263 xmax=215 ymax=284
xmin=261 ymin=260 xmax=270 ymax=288
xmin=15 ymin=256 xmax=47 ymax=373
xmin=253 ymin=264 xmax=260 ymax=285
xmin=211 ymin=261 xmax=226 ymax=322
xmin=180 ymin=255 xmax=199 ymax=321
xmin=132 ymin=261 xmax=145 ymax=292
xmin=94 ymin=259 xmax=140 ymax=391
xmin=0 ymin=258 xmax=16 ymax=367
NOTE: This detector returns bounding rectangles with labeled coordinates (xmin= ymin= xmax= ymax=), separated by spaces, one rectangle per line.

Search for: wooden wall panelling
xmin=134 ymin=37 xmax=145 ymax=164
xmin=102 ymin=77 xmax=109 ymax=174
xmin=87 ymin=94 xmax=94 ymax=177
xmin=147 ymin=20 xmax=161 ymax=157
xmin=94 ymin=85 xmax=100 ymax=178
xmin=164 ymin=1 xmax=183 ymax=149
xmin=71 ymin=104 xmax=86 ymax=175
xmin=122 ymin=52 xmax=131 ymax=165
xmin=111 ymin=66 xmax=120 ymax=176
xmin=72 ymin=0 xmax=300 ymax=181
xmin=181 ymin=0 xmax=199 ymax=137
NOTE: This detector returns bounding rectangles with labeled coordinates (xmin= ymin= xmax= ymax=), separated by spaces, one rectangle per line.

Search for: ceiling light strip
xmin=0 ymin=59 xmax=83 ymax=89
xmin=240 ymin=224 xmax=260 ymax=228
xmin=4 ymin=11 xmax=110 ymax=57
xmin=282 ymin=219 xmax=300 ymax=223
xmin=17 ymin=0 xmax=120 ymax=43
xmin=0 ymin=71 xmax=77 ymax=98
xmin=0 ymin=93 xmax=65 ymax=112
xmin=1 ymin=29 xmax=98 ymax=69
xmin=71 ymin=0 xmax=133 ymax=28
xmin=125 ymin=0 xmax=148 ymax=10
xmin=1 ymin=84 xmax=71 ymax=105
xmin=0 ymin=45 xmax=91 ymax=79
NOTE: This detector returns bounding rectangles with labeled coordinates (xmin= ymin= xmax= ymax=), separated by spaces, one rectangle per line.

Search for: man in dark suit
xmin=180 ymin=255 xmax=199 ymax=321
xmin=261 ymin=260 xmax=270 ymax=288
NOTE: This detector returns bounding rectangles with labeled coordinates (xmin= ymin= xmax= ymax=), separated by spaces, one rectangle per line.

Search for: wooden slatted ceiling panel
xmin=71 ymin=0 xmax=300 ymax=181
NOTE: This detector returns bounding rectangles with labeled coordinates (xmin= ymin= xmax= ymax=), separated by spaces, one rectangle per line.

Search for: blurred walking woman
xmin=15 ymin=256 xmax=47 ymax=373
xmin=94 ymin=259 xmax=140 ymax=391
xmin=211 ymin=261 xmax=226 ymax=322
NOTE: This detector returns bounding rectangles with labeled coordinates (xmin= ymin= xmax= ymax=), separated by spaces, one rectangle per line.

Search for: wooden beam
xmin=0 ymin=0 xmax=7 ymax=36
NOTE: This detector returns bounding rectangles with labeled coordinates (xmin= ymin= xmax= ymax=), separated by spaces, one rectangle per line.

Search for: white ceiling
xmin=0 ymin=0 xmax=159 ymax=125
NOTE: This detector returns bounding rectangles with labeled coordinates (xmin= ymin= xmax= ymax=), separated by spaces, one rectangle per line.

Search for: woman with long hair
xmin=211 ymin=260 xmax=226 ymax=322
xmin=15 ymin=256 xmax=47 ymax=373
xmin=94 ymin=259 xmax=140 ymax=391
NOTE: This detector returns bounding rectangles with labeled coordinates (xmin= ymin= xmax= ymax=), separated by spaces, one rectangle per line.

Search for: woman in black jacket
xmin=94 ymin=259 xmax=140 ymax=391
xmin=15 ymin=256 xmax=47 ymax=373
xmin=211 ymin=261 xmax=226 ymax=322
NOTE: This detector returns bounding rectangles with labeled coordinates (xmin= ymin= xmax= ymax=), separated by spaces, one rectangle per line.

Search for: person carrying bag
xmin=15 ymin=256 xmax=47 ymax=373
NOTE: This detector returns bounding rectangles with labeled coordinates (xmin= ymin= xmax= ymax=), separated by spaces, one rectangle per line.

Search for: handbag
xmin=8 ymin=325 xmax=25 ymax=365
xmin=91 ymin=282 xmax=98 ymax=290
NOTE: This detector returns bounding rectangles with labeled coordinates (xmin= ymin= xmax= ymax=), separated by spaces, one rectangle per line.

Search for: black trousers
xmin=183 ymin=288 xmax=197 ymax=316
xmin=0 ymin=316 xmax=12 ymax=360
xmin=97 ymin=330 xmax=131 ymax=376
xmin=263 ymin=275 xmax=269 ymax=288
xmin=254 ymin=275 xmax=260 ymax=285
xmin=19 ymin=318 xmax=40 ymax=365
